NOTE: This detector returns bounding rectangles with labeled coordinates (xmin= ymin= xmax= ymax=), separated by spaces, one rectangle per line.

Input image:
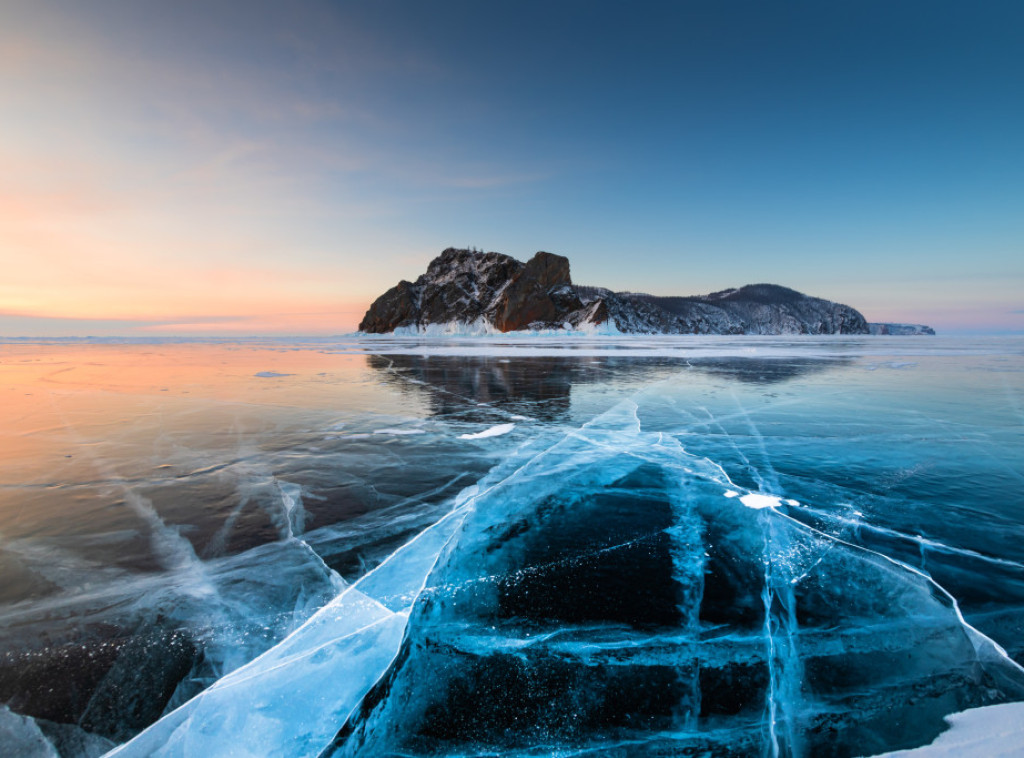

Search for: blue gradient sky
xmin=2 ymin=0 xmax=1022 ymax=334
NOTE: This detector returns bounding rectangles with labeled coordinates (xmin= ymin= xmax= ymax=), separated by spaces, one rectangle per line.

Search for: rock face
xmin=621 ymin=284 xmax=871 ymax=335
xmin=359 ymin=248 xmax=925 ymax=335
xmin=868 ymin=323 xmax=936 ymax=336
xmin=359 ymin=248 xmax=594 ymax=333
xmin=493 ymin=252 xmax=578 ymax=331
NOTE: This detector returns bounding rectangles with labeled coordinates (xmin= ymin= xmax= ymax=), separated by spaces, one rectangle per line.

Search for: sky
xmin=1 ymin=0 xmax=1022 ymax=336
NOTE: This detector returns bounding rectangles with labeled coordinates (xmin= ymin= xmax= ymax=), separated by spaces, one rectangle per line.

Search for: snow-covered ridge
xmin=359 ymin=248 xmax=927 ymax=336
xmin=869 ymin=322 xmax=937 ymax=335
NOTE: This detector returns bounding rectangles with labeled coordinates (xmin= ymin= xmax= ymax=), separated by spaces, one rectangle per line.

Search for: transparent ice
xmin=1 ymin=337 xmax=1023 ymax=757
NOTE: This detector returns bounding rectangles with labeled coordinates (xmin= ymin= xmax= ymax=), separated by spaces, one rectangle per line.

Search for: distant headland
xmin=359 ymin=248 xmax=934 ymax=336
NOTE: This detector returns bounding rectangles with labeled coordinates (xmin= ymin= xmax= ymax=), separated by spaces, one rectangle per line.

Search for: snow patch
xmin=867 ymin=702 xmax=1024 ymax=757
xmin=391 ymin=319 xmax=500 ymax=337
xmin=458 ymin=423 xmax=516 ymax=440
xmin=739 ymin=493 xmax=783 ymax=509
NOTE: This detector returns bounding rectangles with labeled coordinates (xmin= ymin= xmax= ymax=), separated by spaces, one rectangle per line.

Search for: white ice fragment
xmin=739 ymin=493 xmax=782 ymax=509
xmin=723 ymin=490 xmax=740 ymax=498
xmin=867 ymin=701 xmax=1024 ymax=757
xmin=785 ymin=499 xmax=800 ymax=506
xmin=458 ymin=423 xmax=516 ymax=440
xmin=373 ymin=428 xmax=425 ymax=435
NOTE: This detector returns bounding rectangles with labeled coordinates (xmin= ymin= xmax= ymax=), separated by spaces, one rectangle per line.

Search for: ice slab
xmin=104 ymin=497 xmax=475 ymax=757
xmin=0 ymin=705 xmax=114 ymax=758
xmin=0 ymin=705 xmax=60 ymax=758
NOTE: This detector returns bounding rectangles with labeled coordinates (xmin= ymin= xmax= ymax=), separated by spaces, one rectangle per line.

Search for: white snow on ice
xmin=740 ymin=493 xmax=784 ymax=509
xmin=866 ymin=701 xmax=1024 ymax=757
xmin=723 ymin=490 xmax=797 ymax=510
xmin=458 ymin=423 xmax=516 ymax=440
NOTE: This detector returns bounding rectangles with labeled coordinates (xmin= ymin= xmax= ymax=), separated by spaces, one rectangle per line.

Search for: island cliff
xmin=359 ymin=248 xmax=931 ymax=335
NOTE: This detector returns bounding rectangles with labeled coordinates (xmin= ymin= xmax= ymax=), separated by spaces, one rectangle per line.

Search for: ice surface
xmin=105 ymin=498 xmax=476 ymax=757
xmin=323 ymin=385 xmax=1024 ymax=756
xmin=323 ymin=333 xmax=1023 ymax=358
xmin=1 ymin=706 xmax=60 ymax=758
xmin=0 ymin=706 xmax=113 ymax=758
xmin=868 ymin=702 xmax=1024 ymax=757
xmin=2 ymin=338 xmax=1024 ymax=757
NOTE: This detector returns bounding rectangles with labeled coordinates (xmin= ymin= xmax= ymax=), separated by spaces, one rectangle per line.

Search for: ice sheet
xmin=868 ymin=702 xmax=1024 ymax=757
xmin=105 ymin=497 xmax=477 ymax=757
xmin=2 ymin=338 xmax=1022 ymax=757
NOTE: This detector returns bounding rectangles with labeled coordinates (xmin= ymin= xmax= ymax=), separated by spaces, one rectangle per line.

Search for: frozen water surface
xmin=0 ymin=337 xmax=1023 ymax=757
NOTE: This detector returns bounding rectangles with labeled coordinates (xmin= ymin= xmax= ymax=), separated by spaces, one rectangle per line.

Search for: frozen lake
xmin=1 ymin=336 xmax=1023 ymax=757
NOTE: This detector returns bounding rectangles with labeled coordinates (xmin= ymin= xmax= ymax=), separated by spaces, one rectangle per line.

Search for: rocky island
xmin=359 ymin=248 xmax=933 ymax=335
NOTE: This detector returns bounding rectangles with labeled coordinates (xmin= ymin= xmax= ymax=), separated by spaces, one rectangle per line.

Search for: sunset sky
xmin=2 ymin=0 xmax=1022 ymax=335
